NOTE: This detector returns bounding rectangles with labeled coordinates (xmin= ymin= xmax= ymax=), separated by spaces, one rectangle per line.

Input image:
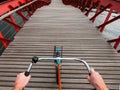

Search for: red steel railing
xmin=62 ymin=0 xmax=120 ymax=53
xmin=0 ymin=0 xmax=51 ymax=49
xmin=108 ymin=36 xmax=120 ymax=52
xmin=0 ymin=0 xmax=119 ymax=53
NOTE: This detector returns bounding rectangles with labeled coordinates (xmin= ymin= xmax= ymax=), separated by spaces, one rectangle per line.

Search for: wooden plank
xmin=0 ymin=0 xmax=120 ymax=89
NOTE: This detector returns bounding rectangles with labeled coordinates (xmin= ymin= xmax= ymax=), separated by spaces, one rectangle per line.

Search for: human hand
xmin=87 ymin=68 xmax=108 ymax=90
xmin=13 ymin=72 xmax=31 ymax=90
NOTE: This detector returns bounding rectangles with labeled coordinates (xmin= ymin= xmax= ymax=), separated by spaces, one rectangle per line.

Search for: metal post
xmin=91 ymin=2 xmax=100 ymax=22
xmin=81 ymin=0 xmax=89 ymax=12
xmin=85 ymin=1 xmax=94 ymax=16
xmin=79 ymin=0 xmax=84 ymax=10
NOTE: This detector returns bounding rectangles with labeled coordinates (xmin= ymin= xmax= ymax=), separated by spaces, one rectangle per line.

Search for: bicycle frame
xmin=25 ymin=47 xmax=91 ymax=90
xmin=53 ymin=46 xmax=62 ymax=90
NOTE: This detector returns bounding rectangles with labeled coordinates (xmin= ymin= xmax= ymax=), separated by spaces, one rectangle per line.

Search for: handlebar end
xmin=24 ymin=71 xmax=30 ymax=76
xmin=32 ymin=56 xmax=38 ymax=63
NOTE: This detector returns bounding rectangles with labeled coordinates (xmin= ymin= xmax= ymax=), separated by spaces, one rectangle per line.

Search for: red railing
xmin=0 ymin=0 xmax=51 ymax=49
xmin=107 ymin=36 xmax=120 ymax=53
xmin=62 ymin=0 xmax=120 ymax=53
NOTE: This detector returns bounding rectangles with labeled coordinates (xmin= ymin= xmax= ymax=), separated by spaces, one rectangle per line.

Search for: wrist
xmin=13 ymin=85 xmax=23 ymax=90
xmin=96 ymin=85 xmax=108 ymax=90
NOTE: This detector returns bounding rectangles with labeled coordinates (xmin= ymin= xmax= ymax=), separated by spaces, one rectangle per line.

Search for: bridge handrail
xmin=62 ymin=0 xmax=120 ymax=53
xmin=0 ymin=0 xmax=31 ymax=16
xmin=0 ymin=0 xmax=37 ymax=20
xmin=0 ymin=0 xmax=51 ymax=50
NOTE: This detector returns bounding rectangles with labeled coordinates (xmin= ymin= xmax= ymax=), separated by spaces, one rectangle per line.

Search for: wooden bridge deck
xmin=0 ymin=0 xmax=120 ymax=90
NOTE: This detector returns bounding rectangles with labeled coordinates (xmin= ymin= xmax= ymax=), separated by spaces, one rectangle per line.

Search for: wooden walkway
xmin=0 ymin=0 xmax=120 ymax=90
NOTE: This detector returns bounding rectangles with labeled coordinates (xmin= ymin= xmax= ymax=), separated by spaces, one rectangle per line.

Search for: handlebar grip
xmin=24 ymin=71 xmax=30 ymax=76
xmin=89 ymin=73 xmax=91 ymax=76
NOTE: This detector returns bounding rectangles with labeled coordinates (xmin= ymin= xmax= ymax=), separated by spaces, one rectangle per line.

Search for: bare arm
xmin=13 ymin=72 xmax=31 ymax=90
xmin=87 ymin=68 xmax=108 ymax=90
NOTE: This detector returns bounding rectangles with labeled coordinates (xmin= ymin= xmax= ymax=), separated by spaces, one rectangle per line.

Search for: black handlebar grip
xmin=24 ymin=71 xmax=30 ymax=76
xmin=89 ymin=73 xmax=91 ymax=76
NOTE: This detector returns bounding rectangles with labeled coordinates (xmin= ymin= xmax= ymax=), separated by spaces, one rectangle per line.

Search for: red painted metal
xmin=25 ymin=7 xmax=32 ymax=16
xmin=0 ymin=0 xmax=51 ymax=32
xmin=91 ymin=3 xmax=100 ymax=22
xmin=99 ymin=0 xmax=120 ymax=12
xmin=97 ymin=15 xmax=120 ymax=30
xmin=62 ymin=0 xmax=120 ymax=52
xmin=90 ymin=4 xmax=112 ymax=22
xmin=118 ymin=50 xmax=120 ymax=53
xmin=81 ymin=0 xmax=89 ymax=12
xmin=3 ymin=16 xmax=21 ymax=32
xmin=17 ymin=10 xmax=28 ymax=23
xmin=0 ymin=0 xmax=51 ymax=49
xmin=85 ymin=0 xmax=99 ymax=16
xmin=107 ymin=36 xmax=120 ymax=49
xmin=85 ymin=5 xmax=93 ymax=16
xmin=17 ymin=1 xmax=28 ymax=23
xmin=30 ymin=4 xmax=34 ymax=14
xmin=88 ymin=0 xmax=120 ymax=32
xmin=0 ymin=32 xmax=12 ymax=48
xmin=0 ymin=0 xmax=51 ymax=16
xmin=9 ymin=4 xmax=28 ymax=23
xmin=99 ymin=9 xmax=113 ymax=32
xmin=0 ymin=0 xmax=30 ymax=16
xmin=78 ymin=0 xmax=83 ymax=9
xmin=57 ymin=67 xmax=62 ymax=90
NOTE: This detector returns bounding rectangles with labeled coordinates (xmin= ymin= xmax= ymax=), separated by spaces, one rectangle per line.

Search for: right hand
xmin=87 ymin=68 xmax=108 ymax=90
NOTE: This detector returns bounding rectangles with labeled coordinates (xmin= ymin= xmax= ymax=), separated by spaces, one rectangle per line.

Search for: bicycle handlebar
xmin=25 ymin=63 xmax=33 ymax=76
xmin=25 ymin=57 xmax=91 ymax=76
xmin=38 ymin=57 xmax=91 ymax=74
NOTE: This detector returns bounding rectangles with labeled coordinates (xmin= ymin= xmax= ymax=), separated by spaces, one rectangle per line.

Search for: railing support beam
xmin=107 ymin=36 xmax=120 ymax=49
xmin=97 ymin=15 xmax=120 ymax=31
xmin=0 ymin=32 xmax=12 ymax=48
xmin=90 ymin=4 xmax=112 ymax=22
xmin=3 ymin=15 xmax=21 ymax=32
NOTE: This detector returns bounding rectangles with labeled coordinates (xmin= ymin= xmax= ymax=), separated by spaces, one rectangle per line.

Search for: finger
xmin=96 ymin=72 xmax=99 ymax=75
xmin=87 ymin=75 xmax=90 ymax=81
xmin=28 ymin=75 xmax=31 ymax=78
xmin=90 ymin=68 xmax=95 ymax=73
xmin=91 ymin=68 xmax=95 ymax=71
xmin=19 ymin=72 xmax=24 ymax=76
xmin=26 ymin=74 xmax=31 ymax=80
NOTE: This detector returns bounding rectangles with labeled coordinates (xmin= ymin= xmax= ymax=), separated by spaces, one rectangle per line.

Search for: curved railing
xmin=62 ymin=0 xmax=120 ymax=53
xmin=0 ymin=0 xmax=119 ymax=53
xmin=0 ymin=0 xmax=51 ymax=54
